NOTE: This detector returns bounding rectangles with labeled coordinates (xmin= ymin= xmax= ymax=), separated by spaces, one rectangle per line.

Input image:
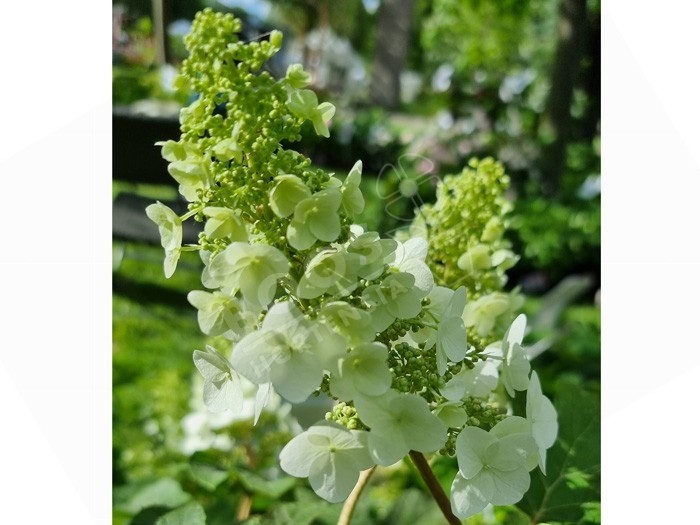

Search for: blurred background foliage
xmin=113 ymin=1 xmax=600 ymax=523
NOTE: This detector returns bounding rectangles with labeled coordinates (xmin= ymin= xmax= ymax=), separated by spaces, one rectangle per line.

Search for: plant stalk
xmin=408 ymin=450 xmax=461 ymax=525
xmin=337 ymin=465 xmax=376 ymax=525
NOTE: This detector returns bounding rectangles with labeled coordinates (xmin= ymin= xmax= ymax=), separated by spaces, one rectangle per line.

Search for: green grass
xmin=113 ymin=241 xmax=206 ymax=481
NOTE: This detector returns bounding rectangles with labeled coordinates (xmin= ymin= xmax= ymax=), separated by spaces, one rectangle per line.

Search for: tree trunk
xmin=370 ymin=0 xmax=417 ymax=109
xmin=538 ymin=0 xmax=588 ymax=196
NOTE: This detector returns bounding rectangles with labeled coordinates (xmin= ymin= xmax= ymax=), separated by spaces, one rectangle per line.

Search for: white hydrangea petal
xmin=347 ymin=431 xmax=375 ymax=471
xmin=332 ymin=343 xmax=391 ymax=400
xmin=145 ymin=201 xmax=182 ymax=250
xmin=163 ymin=248 xmax=181 ymax=278
xmin=490 ymin=416 xmax=538 ymax=471
xmin=399 ymin=258 xmax=434 ymax=293
xmin=309 ymin=212 xmax=341 ymax=242
xmin=456 ymin=426 xmax=495 ymax=479
xmin=308 ymin=452 xmax=360 ymax=503
xmin=319 ymin=302 xmax=375 ymax=345
xmin=490 ymin=416 xmax=532 ymax=438
xmin=193 ymin=347 xmax=230 ymax=381
xmin=367 ymin=430 xmax=408 ymax=466
xmin=402 ymin=237 xmax=429 ymax=262
xmin=442 ymin=360 xmax=499 ymax=401
xmin=262 ymin=301 xmax=305 ymax=331
xmin=308 ymin=324 xmax=347 ymax=367
xmin=426 ymin=286 xmax=453 ymax=313
xmin=463 ymin=293 xmax=511 ymax=338
xmin=450 ymin=472 xmax=493 ymax=519
xmin=193 ymin=347 xmax=243 ymax=413
xmin=506 ymin=314 xmax=527 ymax=346
xmin=503 ymin=343 xmax=531 ymax=397
xmin=488 ymin=467 xmax=531 ymax=506
xmin=230 ymin=329 xmax=282 ymax=384
xmin=391 ymin=395 xmax=447 ymax=453
xmin=254 ymin=382 xmax=272 ymax=425
xmin=368 ymin=305 xmax=395 ymax=333
xmin=202 ymin=207 xmax=248 ymax=241
xmin=447 ymin=287 xmax=467 ymax=317
xmin=239 ymin=266 xmax=277 ymax=306
xmin=433 ymin=403 xmax=469 ymax=429
xmin=203 ymin=374 xmax=243 ymax=413
xmin=527 ymin=372 xmax=558 ymax=443
xmin=441 ymin=371 xmax=468 ymax=402
xmin=351 ymin=351 xmax=392 ymax=396
xmin=287 ymin=219 xmax=316 ymax=250
xmin=436 ymin=343 xmax=449 ymax=377
xmin=527 ymin=372 xmax=558 ymax=473
xmin=439 ymin=316 xmax=468 ymax=363
xmin=188 ymin=290 xmax=224 ymax=335
xmin=346 ymin=160 xmax=362 ymax=186
xmin=279 ymin=431 xmax=329 ymax=478
xmin=386 ymin=285 xmax=424 ymax=319
xmin=470 ymin=360 xmax=500 ymax=398
xmin=269 ymin=349 xmax=324 ymax=403
xmin=486 ymin=434 xmax=537 ymax=472
xmin=312 ymin=102 xmax=335 ymax=137
xmin=269 ymin=174 xmax=311 ymax=218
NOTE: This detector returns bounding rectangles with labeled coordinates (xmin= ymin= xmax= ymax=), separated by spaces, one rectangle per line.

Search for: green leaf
xmin=516 ymin=379 xmax=601 ymax=524
xmin=155 ymin=502 xmax=206 ymax=525
xmin=269 ymin=501 xmax=326 ymax=525
xmin=237 ymin=470 xmax=298 ymax=499
xmin=113 ymin=478 xmax=191 ymax=516
xmin=381 ymin=488 xmax=446 ymax=525
xmin=189 ymin=450 xmax=230 ymax=491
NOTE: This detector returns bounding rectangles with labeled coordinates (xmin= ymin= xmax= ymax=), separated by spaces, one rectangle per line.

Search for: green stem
xmin=408 ymin=451 xmax=461 ymax=525
xmin=337 ymin=466 xmax=376 ymax=525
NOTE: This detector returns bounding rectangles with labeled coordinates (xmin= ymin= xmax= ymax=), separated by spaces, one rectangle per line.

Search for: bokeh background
xmin=112 ymin=1 xmax=600 ymax=523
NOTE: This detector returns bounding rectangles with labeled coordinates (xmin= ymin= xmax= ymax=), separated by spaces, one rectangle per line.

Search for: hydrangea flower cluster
xmin=147 ymin=9 xmax=557 ymax=520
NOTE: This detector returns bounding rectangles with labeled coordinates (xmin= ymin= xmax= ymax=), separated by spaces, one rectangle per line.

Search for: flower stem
xmin=408 ymin=451 xmax=461 ymax=525
xmin=337 ymin=466 xmax=376 ymax=525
